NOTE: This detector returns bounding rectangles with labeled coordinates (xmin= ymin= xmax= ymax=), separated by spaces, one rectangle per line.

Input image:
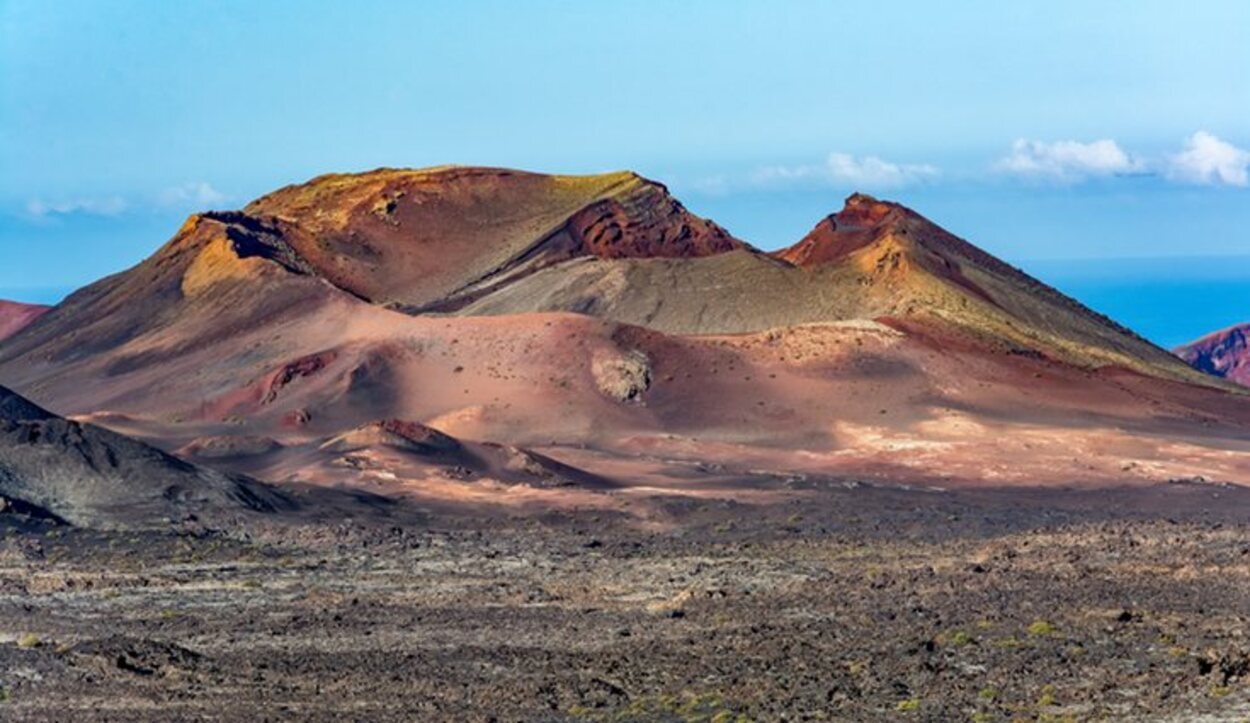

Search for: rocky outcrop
xmin=0 ymin=386 xmax=292 ymax=530
xmin=592 ymin=348 xmax=651 ymax=403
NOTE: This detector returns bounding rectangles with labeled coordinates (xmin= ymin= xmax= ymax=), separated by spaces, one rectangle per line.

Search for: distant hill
xmin=1176 ymin=323 xmax=1250 ymax=387
xmin=0 ymin=300 xmax=49 ymax=341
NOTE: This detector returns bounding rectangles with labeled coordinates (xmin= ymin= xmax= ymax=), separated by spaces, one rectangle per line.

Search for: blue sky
xmin=2 ymin=0 xmax=1248 ymax=346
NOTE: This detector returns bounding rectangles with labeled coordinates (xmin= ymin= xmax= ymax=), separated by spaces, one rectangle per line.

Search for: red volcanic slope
xmin=775 ymin=192 xmax=1052 ymax=290
xmin=1176 ymin=323 xmax=1250 ymax=386
xmin=773 ymin=193 xmax=902 ymax=266
xmin=0 ymin=300 xmax=50 ymax=341
xmin=243 ymin=166 xmax=749 ymax=311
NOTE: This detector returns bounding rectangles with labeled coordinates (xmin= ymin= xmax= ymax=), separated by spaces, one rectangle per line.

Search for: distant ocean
xmin=0 ymin=286 xmax=75 ymax=306
xmin=1021 ymin=256 xmax=1250 ymax=349
xmin=3 ymin=257 xmax=1248 ymax=351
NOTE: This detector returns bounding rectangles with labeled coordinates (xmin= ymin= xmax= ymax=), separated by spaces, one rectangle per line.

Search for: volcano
xmin=2 ymin=166 xmax=1249 ymax=503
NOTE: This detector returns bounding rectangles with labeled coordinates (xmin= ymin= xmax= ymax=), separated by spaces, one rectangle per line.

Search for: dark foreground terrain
xmin=2 ymin=482 xmax=1250 ymax=722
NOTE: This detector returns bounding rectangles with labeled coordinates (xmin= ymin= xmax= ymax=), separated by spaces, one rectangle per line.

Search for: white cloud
xmin=1165 ymin=131 xmax=1249 ymax=187
xmin=159 ymin=181 xmax=228 ymax=208
xmin=824 ymin=153 xmax=940 ymax=187
xmin=752 ymin=152 xmax=939 ymax=190
xmin=691 ymin=133 xmax=1249 ymax=196
xmin=688 ymin=174 xmax=732 ymax=196
xmin=995 ymin=138 xmax=1144 ymax=182
xmin=25 ymin=196 xmax=128 ymax=218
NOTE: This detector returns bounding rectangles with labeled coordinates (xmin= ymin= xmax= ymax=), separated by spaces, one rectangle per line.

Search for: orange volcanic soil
xmin=2 ymin=166 xmax=1248 ymax=513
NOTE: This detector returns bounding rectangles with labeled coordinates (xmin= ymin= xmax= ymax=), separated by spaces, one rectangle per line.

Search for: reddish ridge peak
xmin=833 ymin=192 xmax=907 ymax=229
xmin=774 ymin=193 xmax=1000 ymax=274
xmin=773 ymin=193 xmax=912 ymax=267
xmin=563 ymin=182 xmax=748 ymax=260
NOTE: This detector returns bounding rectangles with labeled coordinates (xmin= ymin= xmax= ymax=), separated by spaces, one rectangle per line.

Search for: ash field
xmin=4 ymin=484 xmax=1250 ymax=721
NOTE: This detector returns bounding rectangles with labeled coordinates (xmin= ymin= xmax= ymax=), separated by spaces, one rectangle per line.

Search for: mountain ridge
xmin=238 ymin=166 xmax=751 ymax=312
xmin=4 ymin=165 xmax=1250 ymax=498
xmin=0 ymin=167 xmax=1226 ymax=391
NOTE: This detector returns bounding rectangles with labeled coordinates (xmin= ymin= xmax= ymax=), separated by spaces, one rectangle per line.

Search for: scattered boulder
xmin=592 ymin=349 xmax=651 ymax=403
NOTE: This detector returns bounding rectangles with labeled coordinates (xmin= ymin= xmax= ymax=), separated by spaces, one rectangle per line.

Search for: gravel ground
xmin=1 ymin=481 xmax=1249 ymax=722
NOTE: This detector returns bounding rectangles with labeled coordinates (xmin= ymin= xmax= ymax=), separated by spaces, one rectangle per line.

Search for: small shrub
xmin=895 ymin=698 xmax=921 ymax=712
xmin=1027 ymin=620 xmax=1057 ymax=637
xmin=947 ymin=630 xmax=975 ymax=647
xmin=977 ymin=687 xmax=998 ymax=701
xmin=1037 ymin=684 xmax=1057 ymax=707
xmin=17 ymin=633 xmax=40 ymax=649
